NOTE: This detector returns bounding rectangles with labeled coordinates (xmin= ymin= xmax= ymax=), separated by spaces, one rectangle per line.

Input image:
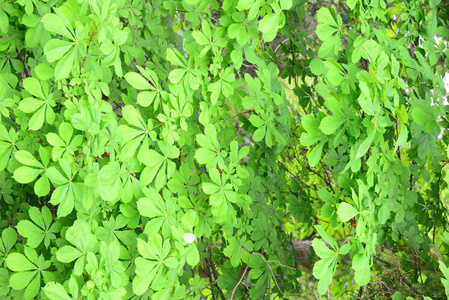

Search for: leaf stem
xmin=230 ymin=265 xmax=248 ymax=299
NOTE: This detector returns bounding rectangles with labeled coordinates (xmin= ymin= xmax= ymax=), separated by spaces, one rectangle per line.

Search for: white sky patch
xmin=443 ymin=72 xmax=449 ymax=105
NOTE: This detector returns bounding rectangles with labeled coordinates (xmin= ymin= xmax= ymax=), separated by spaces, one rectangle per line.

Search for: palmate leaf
xmin=55 ymin=220 xmax=98 ymax=276
xmin=139 ymin=188 xmax=178 ymax=237
xmin=118 ymin=105 xmax=156 ymax=162
xmin=5 ymin=247 xmax=51 ymax=299
xmin=46 ymin=122 xmax=83 ymax=161
xmin=41 ymin=12 xmax=81 ymax=80
xmin=316 ymin=8 xmax=342 ymax=57
xmin=19 ymin=77 xmax=56 ymax=130
xmin=13 ymin=148 xmax=51 ymax=197
xmin=195 ymin=124 xmax=226 ymax=169
xmin=133 ymin=259 xmax=159 ymax=295
xmin=97 ymin=162 xmax=123 ymax=202
xmin=17 ymin=206 xmax=59 ymax=248
xmin=100 ymin=240 xmax=128 ymax=288
xmin=141 ymin=142 xmax=179 ymax=190
xmin=207 ymin=68 xmax=235 ymax=104
xmin=166 ymin=50 xmax=201 ymax=91
xmin=133 ymin=233 xmax=178 ymax=295
xmin=46 ymin=159 xmax=83 ymax=217
xmin=223 ymin=236 xmax=253 ymax=267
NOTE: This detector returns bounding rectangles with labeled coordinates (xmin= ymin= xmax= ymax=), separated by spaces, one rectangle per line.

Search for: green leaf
xmin=352 ymin=253 xmax=371 ymax=285
xmin=195 ymin=148 xmax=216 ymax=165
xmin=41 ymin=14 xmax=74 ymax=39
xmin=43 ymin=282 xmax=71 ymax=300
xmin=337 ymin=203 xmax=359 ymax=222
xmin=24 ymin=272 xmax=41 ymax=299
xmin=356 ymin=130 xmax=376 ymax=159
xmin=192 ymin=31 xmax=209 ymax=45
xmin=253 ymin=126 xmax=266 ymax=142
xmin=35 ymin=176 xmax=50 ymax=197
xmin=318 ymin=189 xmax=335 ymax=204
xmin=310 ymin=58 xmax=326 ymax=75
xmin=166 ymin=48 xmax=186 ymax=68
xmin=249 ymin=114 xmax=264 ymax=127
xmin=125 ymin=72 xmax=153 ymax=90
xmin=54 ymin=49 xmax=76 ymax=80
xmin=6 ymin=253 xmax=36 ymax=271
xmin=0 ymin=9 xmax=8 ymax=34
xmin=339 ymin=243 xmax=351 ymax=255
xmin=44 ymin=39 xmax=75 ymax=62
xmin=17 ymin=220 xmax=44 ymax=248
xmin=15 ymin=150 xmax=43 ymax=168
xmin=378 ymin=201 xmax=390 ymax=225
xmin=137 ymin=196 xmax=163 ymax=218
xmin=237 ymin=0 xmax=253 ymax=10
xmin=23 ymin=78 xmax=45 ymax=99
xmin=319 ymin=116 xmax=345 ymax=135
xmin=312 ymin=239 xmax=335 ymax=258
xmin=35 ymin=63 xmax=55 ymax=81
xmin=347 ymin=0 xmax=358 ymax=10
xmin=144 ymin=150 xmax=165 ymax=167
xmin=308 ymin=142 xmax=324 ymax=167
xmin=184 ymin=0 xmax=200 ymax=5
xmin=168 ymin=69 xmax=186 ymax=84
xmin=314 ymin=225 xmax=339 ymax=250
xmin=279 ymin=0 xmax=292 ymax=9
xmin=55 ymin=245 xmax=82 ymax=263
xmin=46 ymin=167 xmax=68 ymax=185
xmin=259 ymin=13 xmax=279 ymax=34
xmin=137 ymin=91 xmax=157 ymax=107
xmin=13 ymin=167 xmax=43 ymax=183
xmin=10 ymin=271 xmax=37 ymax=290
xmin=186 ymin=244 xmax=200 ymax=266
xmin=19 ymin=98 xmax=43 ymax=113
xmin=317 ymin=8 xmax=337 ymax=26
xmin=163 ymin=257 xmax=178 ymax=268
xmin=122 ymin=105 xmax=144 ymax=128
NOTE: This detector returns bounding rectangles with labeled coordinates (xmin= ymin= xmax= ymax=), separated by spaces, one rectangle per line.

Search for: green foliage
xmin=0 ymin=0 xmax=448 ymax=298
xmin=284 ymin=0 xmax=449 ymax=297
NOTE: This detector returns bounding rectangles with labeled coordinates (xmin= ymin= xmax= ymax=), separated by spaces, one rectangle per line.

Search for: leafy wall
xmin=0 ymin=0 xmax=448 ymax=299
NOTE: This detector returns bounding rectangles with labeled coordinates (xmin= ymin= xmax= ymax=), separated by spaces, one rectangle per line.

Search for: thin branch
xmin=274 ymin=38 xmax=290 ymax=53
xmin=252 ymin=252 xmax=285 ymax=296
xmin=225 ymin=110 xmax=254 ymax=122
xmin=207 ymin=249 xmax=226 ymax=300
xmin=199 ymin=281 xmax=217 ymax=290
xmin=82 ymin=28 xmax=99 ymax=69
xmin=16 ymin=48 xmax=31 ymax=78
xmin=230 ymin=266 xmax=248 ymax=299
xmin=265 ymin=260 xmax=296 ymax=270
xmin=277 ymin=159 xmax=313 ymax=189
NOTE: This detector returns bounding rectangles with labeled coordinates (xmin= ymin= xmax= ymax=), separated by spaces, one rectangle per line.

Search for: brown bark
xmin=293 ymin=240 xmax=313 ymax=269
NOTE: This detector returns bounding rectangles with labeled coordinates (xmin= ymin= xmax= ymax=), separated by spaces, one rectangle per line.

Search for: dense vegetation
xmin=0 ymin=0 xmax=448 ymax=299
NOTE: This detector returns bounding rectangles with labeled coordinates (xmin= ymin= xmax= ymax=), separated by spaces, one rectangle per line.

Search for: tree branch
xmin=230 ymin=266 xmax=248 ymax=299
